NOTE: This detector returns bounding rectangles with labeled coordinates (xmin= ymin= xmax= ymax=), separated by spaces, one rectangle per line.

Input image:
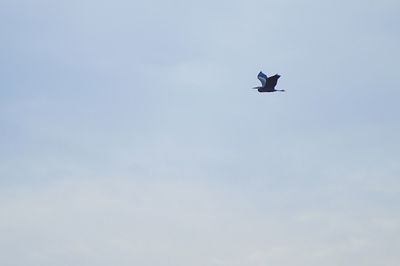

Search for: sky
xmin=1 ymin=0 xmax=400 ymax=265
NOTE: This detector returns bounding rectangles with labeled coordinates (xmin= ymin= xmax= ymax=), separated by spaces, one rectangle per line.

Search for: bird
xmin=253 ymin=71 xmax=284 ymax=92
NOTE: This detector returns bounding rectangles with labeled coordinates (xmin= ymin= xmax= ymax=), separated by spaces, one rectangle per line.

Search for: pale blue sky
xmin=1 ymin=0 xmax=400 ymax=265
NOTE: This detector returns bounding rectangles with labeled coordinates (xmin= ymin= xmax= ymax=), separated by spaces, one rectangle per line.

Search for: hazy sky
xmin=1 ymin=0 xmax=400 ymax=265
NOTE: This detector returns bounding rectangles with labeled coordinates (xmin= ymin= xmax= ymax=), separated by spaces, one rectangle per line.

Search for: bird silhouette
xmin=253 ymin=71 xmax=284 ymax=92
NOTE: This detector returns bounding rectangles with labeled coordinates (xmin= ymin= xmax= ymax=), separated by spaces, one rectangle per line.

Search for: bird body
xmin=253 ymin=71 xmax=284 ymax=92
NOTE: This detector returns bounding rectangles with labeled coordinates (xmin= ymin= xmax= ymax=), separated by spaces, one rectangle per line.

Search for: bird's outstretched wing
xmin=257 ymin=71 xmax=268 ymax=87
xmin=267 ymin=74 xmax=280 ymax=88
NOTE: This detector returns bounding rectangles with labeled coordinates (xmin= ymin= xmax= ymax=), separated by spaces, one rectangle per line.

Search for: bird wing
xmin=267 ymin=75 xmax=280 ymax=88
xmin=257 ymin=71 xmax=268 ymax=87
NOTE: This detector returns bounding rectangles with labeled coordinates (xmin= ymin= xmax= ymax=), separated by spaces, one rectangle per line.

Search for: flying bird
xmin=253 ymin=71 xmax=284 ymax=92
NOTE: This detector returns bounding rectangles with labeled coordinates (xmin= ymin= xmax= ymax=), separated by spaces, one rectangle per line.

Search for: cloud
xmin=1 ymin=173 xmax=400 ymax=266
